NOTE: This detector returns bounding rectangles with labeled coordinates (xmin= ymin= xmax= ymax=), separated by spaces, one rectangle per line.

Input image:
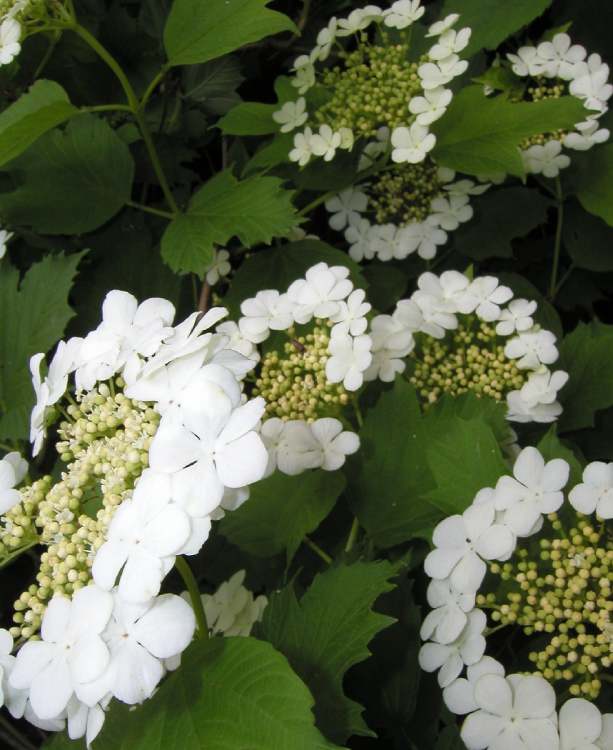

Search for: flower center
xmin=367 ymin=159 xmax=444 ymax=225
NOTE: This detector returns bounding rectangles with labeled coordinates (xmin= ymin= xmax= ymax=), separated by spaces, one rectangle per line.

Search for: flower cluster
xmin=0 ymin=289 xmax=271 ymax=743
xmin=506 ymin=32 xmax=611 ymax=177
xmin=235 ymin=262 xmax=367 ymax=476
xmin=420 ymin=446 xmax=612 ymax=750
xmin=276 ymin=3 xmax=471 ymax=167
xmin=365 ymin=270 xmax=568 ymax=424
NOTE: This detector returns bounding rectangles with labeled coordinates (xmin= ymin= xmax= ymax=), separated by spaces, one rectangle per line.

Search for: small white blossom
xmin=216 ymin=321 xmax=259 ymax=364
xmin=457 ymin=276 xmax=513 ymax=321
xmin=383 ymin=0 xmax=425 ymax=30
xmin=536 ymin=33 xmax=587 ymax=80
xmin=291 ymin=56 xmax=315 ymax=94
xmin=0 ymin=452 xmax=27 ymax=515
xmin=443 ymin=656 xmax=505 ymax=715
xmin=336 ymin=6 xmax=382 ymax=36
xmin=287 ymin=262 xmax=352 ymax=323
xmin=495 ymin=298 xmax=537 ymax=336
xmin=239 ymin=290 xmax=294 ymax=343
xmin=564 ymin=119 xmax=610 ymax=150
xmin=400 ymin=220 xmax=448 ymax=260
xmin=429 ymin=194 xmax=473 ymax=231
xmin=391 ymin=123 xmax=436 ymax=163
xmin=428 ymin=28 xmax=472 ymax=61
xmin=330 ymin=289 xmax=371 ymax=337
xmin=417 ymin=270 xmax=469 ymax=310
xmin=345 ymin=218 xmax=376 ymax=262
xmin=504 ymin=329 xmax=559 ymax=369
xmin=313 ymin=17 xmax=337 ymax=61
xmin=0 ymin=18 xmax=21 ymax=66
xmin=506 ymin=369 xmax=568 ymax=424
xmin=569 ymin=461 xmax=613 ymax=519
xmin=507 ymin=46 xmax=546 ymax=77
xmin=200 ymin=571 xmax=267 ymax=636
xmin=395 ymin=296 xmax=456 ymax=339
xmin=289 ymin=127 xmax=314 ymax=166
xmin=261 ymin=419 xmax=320 ymax=476
xmin=310 ymin=124 xmax=342 ymax=161
xmin=523 ymin=140 xmax=571 ymax=178
xmin=205 ymin=249 xmax=231 ymax=286
xmin=364 ymin=314 xmax=414 ymax=382
xmin=408 ymin=87 xmax=453 ymax=125
xmin=272 ymin=97 xmax=308 ymax=133
xmin=570 ymin=68 xmax=613 ymax=112
xmin=310 ymin=418 xmax=360 ymax=471
xmin=418 ymin=56 xmax=468 ymax=89
xmin=325 ymin=188 xmax=368 ymax=231
xmin=426 ymin=14 xmax=459 ymax=37
xmin=326 ymin=333 xmax=372 ymax=391
xmin=420 ymin=579 xmax=475 ymax=645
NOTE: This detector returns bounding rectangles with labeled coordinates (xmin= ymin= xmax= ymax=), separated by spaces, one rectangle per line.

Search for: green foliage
xmin=161 ymin=170 xmax=298 ymax=275
xmin=218 ymin=102 xmax=277 ymax=135
xmin=220 ymin=470 xmax=346 ymax=563
xmin=0 ymin=116 xmax=134 ymax=235
xmin=572 ymin=144 xmax=613 ymax=226
xmin=0 ymin=254 xmax=84 ymax=440
xmin=181 ymin=56 xmax=244 ymax=113
xmin=559 ymin=322 xmax=613 ymax=432
xmin=164 ymin=0 xmax=297 ymax=66
xmin=259 ymin=560 xmax=396 ymax=743
xmin=563 ymin=200 xmax=613 ymax=272
xmin=432 ymin=87 xmax=587 ymax=176
xmin=0 ymin=80 xmax=77 ymax=168
xmin=537 ymin=427 xmax=584 ymax=487
xmin=45 ymin=638 xmax=340 ymax=750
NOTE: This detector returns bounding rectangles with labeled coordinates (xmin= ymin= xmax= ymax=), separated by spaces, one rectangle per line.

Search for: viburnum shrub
xmin=0 ymin=1 xmax=611 ymax=749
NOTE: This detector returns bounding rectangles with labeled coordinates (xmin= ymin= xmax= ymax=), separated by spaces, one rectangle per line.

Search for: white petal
xmin=30 ymin=656 xmax=73 ymax=720
xmin=132 ymin=595 xmax=195 ymax=659
xmin=215 ymin=431 xmax=268 ymax=488
xmin=513 ymin=675 xmax=556 ymax=719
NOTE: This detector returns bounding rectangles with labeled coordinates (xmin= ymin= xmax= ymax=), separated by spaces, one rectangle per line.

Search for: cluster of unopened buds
xmin=505 ymin=32 xmax=611 ymax=177
xmin=420 ymin=446 xmax=612 ymax=750
xmin=275 ymin=2 xmax=471 ymax=168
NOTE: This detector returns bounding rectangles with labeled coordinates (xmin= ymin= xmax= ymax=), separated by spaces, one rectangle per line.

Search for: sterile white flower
xmin=0 ymin=452 xmax=27 ymax=515
xmin=325 ymin=333 xmax=372 ymax=391
xmin=383 ymin=0 xmax=425 ymax=30
xmin=309 ymin=418 xmax=360 ymax=471
xmin=426 ymin=14 xmax=459 ymax=37
xmin=523 ymin=140 xmax=571 ymax=178
xmin=314 ymin=17 xmax=337 ymax=61
xmin=408 ymin=87 xmax=453 ymax=125
xmin=394 ymin=296 xmax=456 ymax=339
xmin=345 ymin=218 xmax=376 ymax=262
xmin=399 ymin=219 xmax=448 ymax=259
xmin=364 ymin=314 xmax=414 ymax=382
xmin=569 ymin=461 xmax=613 ymax=519
xmin=325 ymin=188 xmax=369 ymax=231
xmin=0 ymin=228 xmax=12 ymax=259
xmin=570 ymin=68 xmax=613 ymax=112
xmin=494 ymin=447 xmax=569 ymax=536
xmin=65 ymin=695 xmax=109 ymax=748
xmin=336 ymin=6 xmax=382 ymax=36
xmin=272 ymin=97 xmax=308 ymax=133
xmin=287 ymin=262 xmax=352 ymax=323
xmin=461 ymin=673 xmax=558 ymax=750
xmin=0 ymin=629 xmax=28 ymax=718
xmin=443 ymin=656 xmax=505 ymax=715
xmin=428 ymin=28 xmax=472 ymax=61
xmin=329 ymin=289 xmax=371 ymax=336
xmin=537 ymin=33 xmax=587 ymax=80
xmin=420 ymin=579 xmax=475 ymax=645
xmin=261 ymin=419 xmax=320 ymax=476
xmin=418 ymin=609 xmax=487 ymax=687
xmin=205 ymin=249 xmax=231 ymax=286
xmin=200 ymin=571 xmax=267 ymax=637
xmin=391 ymin=123 xmax=436 ymax=163
xmin=289 ymin=127 xmax=315 ymax=165
xmin=506 ymin=370 xmax=568 ymax=424
xmin=291 ymin=56 xmax=315 ymax=94
xmin=507 ymin=46 xmax=546 ymax=77
xmin=10 ymin=586 xmax=113 ymax=720
xmin=429 ymin=194 xmax=474 ymax=231
xmin=457 ymin=277 xmax=513 ymax=321
xmin=564 ymin=119 xmax=610 ymax=150
xmin=559 ymin=698 xmax=609 ymax=750
xmin=417 ymin=270 xmax=470 ymax=310
xmin=0 ymin=18 xmax=21 ymax=66
xmin=216 ymin=321 xmax=259 ymax=364
xmin=495 ymin=298 xmax=537 ymax=336
xmin=504 ymin=329 xmax=559 ymax=369
xmin=418 ymin=56 xmax=468 ymax=89
xmin=310 ymin=124 xmax=341 ymax=161
xmin=239 ymin=290 xmax=294 ymax=343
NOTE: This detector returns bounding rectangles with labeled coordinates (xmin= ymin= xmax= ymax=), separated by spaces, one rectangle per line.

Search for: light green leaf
xmin=44 ymin=638 xmax=341 ymax=750
xmin=431 ymin=87 xmax=587 ymax=176
xmin=161 ymin=170 xmax=297 ymax=276
xmin=563 ymin=200 xmax=613 ymax=271
xmin=218 ymin=101 xmax=277 ymax=135
xmin=442 ymin=0 xmax=552 ymax=57
xmin=0 ymin=253 xmax=84 ymax=440
xmin=259 ymin=561 xmax=396 ymax=743
xmin=558 ymin=321 xmax=613 ymax=432
xmin=220 ymin=470 xmax=346 ymax=563
xmin=164 ymin=0 xmax=297 ymax=66
xmin=0 ymin=115 xmax=134 ymax=235
xmin=0 ymin=80 xmax=77 ymax=168
xmin=573 ymin=143 xmax=613 ymax=226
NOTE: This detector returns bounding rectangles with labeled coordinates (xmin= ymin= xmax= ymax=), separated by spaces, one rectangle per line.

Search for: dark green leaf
xmin=164 ymin=0 xmax=297 ymax=66
xmin=218 ymin=102 xmax=277 ymax=135
xmin=571 ymin=143 xmax=613 ymax=226
xmin=181 ymin=56 xmax=244 ymax=115
xmin=537 ymin=426 xmax=584 ymax=487
xmin=259 ymin=561 xmax=396 ymax=743
xmin=563 ymin=199 xmax=613 ymax=270
xmin=498 ymin=271 xmax=563 ymax=340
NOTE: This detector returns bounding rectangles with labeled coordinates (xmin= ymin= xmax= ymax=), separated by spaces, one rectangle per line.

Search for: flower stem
xmin=33 ymin=30 xmax=62 ymax=80
xmin=0 ymin=540 xmax=39 ymax=571
xmin=548 ymin=177 xmax=564 ymax=299
xmin=175 ymin=556 xmax=209 ymax=638
xmin=126 ymin=200 xmax=175 ymax=220
xmin=303 ymin=536 xmax=332 ymax=565
xmin=344 ymin=518 xmax=360 ymax=553
xmin=140 ymin=67 xmax=170 ymax=111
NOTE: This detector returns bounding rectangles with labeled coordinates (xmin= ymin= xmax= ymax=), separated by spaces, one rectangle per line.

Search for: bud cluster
xmin=252 ymin=323 xmax=348 ymax=421
xmin=410 ymin=320 xmax=526 ymax=406
xmin=0 ymin=476 xmax=51 ymax=557
xmin=479 ymin=514 xmax=612 ymax=699
xmin=315 ymin=35 xmax=423 ymax=138
xmin=368 ymin=160 xmax=443 ymax=225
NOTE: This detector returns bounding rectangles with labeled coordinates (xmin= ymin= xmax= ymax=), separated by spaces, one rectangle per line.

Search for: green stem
xmin=344 ymin=518 xmax=360 ymax=553
xmin=33 ymin=30 xmax=62 ymax=79
xmin=553 ymin=263 xmax=575 ymax=300
xmin=126 ymin=200 xmax=175 ymax=220
xmin=485 ymin=623 xmax=510 ymax=637
xmin=0 ymin=540 xmax=39 ymax=571
xmin=175 ymin=556 xmax=208 ymax=638
xmin=548 ymin=177 xmax=564 ymax=299
xmin=352 ymin=396 xmax=364 ymax=429
xmin=81 ymin=103 xmax=133 ymax=114
xmin=297 ymin=191 xmax=335 ymax=217
xmin=303 ymin=536 xmax=332 ymax=565
xmin=140 ymin=67 xmax=170 ymax=110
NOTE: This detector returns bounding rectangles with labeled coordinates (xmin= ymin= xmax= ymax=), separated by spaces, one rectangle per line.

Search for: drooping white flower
xmin=325 ymin=188 xmax=368 ymax=231
xmin=419 ymin=609 xmax=487 ymax=687
xmin=461 ymin=673 xmax=558 ymax=750
xmin=570 ymin=67 xmax=613 ymax=113
xmin=536 ymin=33 xmax=587 ymax=80
xmin=0 ymin=452 xmax=27 ymax=515
xmin=0 ymin=228 xmax=13 ymax=259
xmin=559 ymin=698 xmax=609 ymax=750
xmin=329 ymin=289 xmax=371 ymax=337
xmin=418 ymin=56 xmax=468 ymax=89
xmin=291 ymin=56 xmax=315 ymax=94
xmin=345 ymin=218 xmax=376 ymax=262
xmin=507 ymin=46 xmax=546 ymax=77
xmin=504 ymin=329 xmax=559 ymax=369
xmin=426 ymin=14 xmax=459 ymax=38
xmin=424 ymin=505 xmax=515 ymax=593
xmin=0 ymin=18 xmax=21 ymax=66
xmin=569 ymin=461 xmax=613 ymax=519
xmin=398 ymin=219 xmax=448 ymax=260
xmin=310 ymin=124 xmax=342 ymax=161
xmin=420 ymin=579 xmax=475 ymax=645
xmin=272 ymin=97 xmax=308 ymax=133
xmin=564 ymin=119 xmax=610 ymax=150
xmin=443 ymin=656 xmax=505 ymax=715
xmin=336 ymin=6 xmax=382 ymax=36
xmin=313 ymin=17 xmax=337 ymax=61
xmin=325 ymin=333 xmax=372 ymax=391
xmin=428 ymin=28 xmax=472 ymax=61
xmin=494 ymin=447 xmax=569 ymax=536
xmin=200 ymin=571 xmax=267 ymax=637
xmin=205 ymin=249 xmax=231 ymax=285
xmin=429 ymin=194 xmax=474 ymax=231
xmin=287 ymin=262 xmax=352 ymax=323
xmin=239 ymin=290 xmax=294 ymax=343
xmin=383 ymin=0 xmax=425 ymax=30
xmin=495 ymin=298 xmax=537 ymax=336
xmin=506 ymin=369 xmax=568 ymax=424
xmin=309 ymin=418 xmax=360 ymax=471
xmin=391 ymin=123 xmax=436 ymax=163
xmin=289 ymin=127 xmax=315 ymax=165
xmin=523 ymin=140 xmax=571 ymax=178
xmin=10 ymin=587 xmax=113 ymax=720
xmin=408 ymin=87 xmax=453 ymax=125
xmin=457 ymin=277 xmax=513 ymax=321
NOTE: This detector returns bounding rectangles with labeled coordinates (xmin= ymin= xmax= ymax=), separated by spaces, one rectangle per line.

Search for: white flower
xmin=417 ymin=270 xmax=470 ymax=310
xmin=420 ymin=579 xmax=475 ymax=645
xmin=495 ymin=298 xmax=537 ymax=336
xmin=461 ymin=673 xmax=558 ymax=750
xmin=310 ymin=124 xmax=342 ymax=161
xmin=370 ymin=224 xmax=410 ymax=261
xmin=364 ymin=315 xmax=414 ymax=382
xmin=408 ymin=87 xmax=453 ymax=125
xmin=426 ymin=14 xmax=459 ymax=37
xmin=394 ymin=296 xmax=456 ymax=339
xmin=570 ymin=68 xmax=613 ymax=112
xmin=536 ymin=33 xmax=587 ymax=80
xmin=443 ymin=656 xmax=505 ymax=715
xmin=457 ymin=276 xmax=513 ymax=321
xmin=569 ymin=461 xmax=613 ymax=519
xmin=336 ymin=6 xmax=382 ymax=36
xmin=0 ymin=629 xmax=28 ymax=718
xmin=326 ymin=333 xmax=372 ymax=391
xmin=494 ymin=447 xmax=569 ymax=536
xmin=10 ymin=587 xmax=113 ymax=720
xmin=310 ymin=418 xmax=360 ymax=471
xmin=424 ymin=505 xmax=515 ymax=593
xmin=0 ymin=452 xmax=27 ymax=515
xmin=314 ymin=17 xmax=337 ymax=61
xmin=383 ymin=0 xmax=425 ymax=30
xmin=419 ymin=610 xmax=487 ymax=687
xmin=523 ymin=140 xmax=571 ymax=178
xmin=444 ymin=179 xmax=490 ymax=197
xmin=205 ymin=249 xmax=231 ymax=285
xmin=92 ymin=480 xmax=191 ymax=602
xmin=399 ymin=220 xmax=449 ymax=260
xmin=0 ymin=19 xmax=21 ymax=66
xmin=391 ymin=123 xmax=436 ymax=163
xmin=345 ymin=218 xmax=376 ymax=262
xmin=559 ymin=698 xmax=610 ymax=750
xmin=330 ymin=289 xmax=371 ymax=336
xmin=325 ymin=188 xmax=368 ymax=231
xmin=239 ymin=290 xmax=294 ymax=343
xmin=66 ymin=696 xmax=109 ymax=748
xmin=261 ymin=419 xmax=320 ymax=476
xmin=564 ymin=119 xmax=610 ymax=151
xmin=504 ymin=329 xmax=558 ymax=369
xmin=272 ymin=97 xmax=308 ymax=133
xmin=200 ymin=571 xmax=267 ymax=637
xmin=428 ymin=28 xmax=472 ymax=61
xmin=0 ymin=228 xmax=12 ymax=259
xmin=216 ymin=321 xmax=259 ymax=364
xmin=507 ymin=46 xmax=546 ymax=77
xmin=291 ymin=56 xmax=315 ymax=94
xmin=506 ymin=369 xmax=568 ymax=424
xmin=429 ymin=194 xmax=474 ymax=231
xmin=287 ymin=262 xmax=352 ymax=323
xmin=418 ymin=56 xmax=468 ymax=89
xmin=289 ymin=127 xmax=314 ymax=166
xmin=76 ymin=291 xmax=174 ymax=392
